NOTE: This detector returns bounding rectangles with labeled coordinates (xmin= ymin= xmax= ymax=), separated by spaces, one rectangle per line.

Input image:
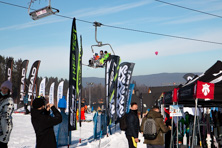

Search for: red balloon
xmin=155 ymin=51 xmax=158 ymax=55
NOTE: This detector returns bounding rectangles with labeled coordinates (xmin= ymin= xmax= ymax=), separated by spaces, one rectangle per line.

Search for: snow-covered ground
xmin=8 ymin=113 xmax=146 ymax=148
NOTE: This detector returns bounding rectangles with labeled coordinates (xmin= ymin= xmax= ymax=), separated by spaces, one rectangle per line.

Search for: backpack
xmin=143 ymin=117 xmax=159 ymax=140
xmin=120 ymin=113 xmax=128 ymax=131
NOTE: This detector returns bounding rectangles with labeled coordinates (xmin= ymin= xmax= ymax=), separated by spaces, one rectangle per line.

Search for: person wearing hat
xmin=0 ymin=80 xmax=14 ymax=148
xmin=140 ymin=106 xmax=171 ymax=148
xmin=54 ymin=96 xmax=71 ymax=146
xmin=94 ymin=53 xmax=100 ymax=61
xmin=125 ymin=102 xmax=140 ymax=148
xmin=31 ymin=96 xmax=62 ymax=148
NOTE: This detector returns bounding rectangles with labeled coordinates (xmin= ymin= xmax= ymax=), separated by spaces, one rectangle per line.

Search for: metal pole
xmin=192 ymin=98 xmax=198 ymax=148
xmin=89 ymin=85 xmax=91 ymax=108
xmin=170 ymin=102 xmax=175 ymax=148
xmin=177 ymin=112 xmax=179 ymax=148
xmin=86 ymin=82 xmax=94 ymax=110
xmin=140 ymin=93 xmax=143 ymax=118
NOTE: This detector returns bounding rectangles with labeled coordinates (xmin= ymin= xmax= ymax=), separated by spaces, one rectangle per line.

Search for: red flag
xmin=172 ymin=88 xmax=179 ymax=102
xmin=195 ymin=80 xmax=214 ymax=100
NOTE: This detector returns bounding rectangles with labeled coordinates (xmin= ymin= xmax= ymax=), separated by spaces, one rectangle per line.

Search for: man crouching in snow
xmin=31 ymin=96 xmax=62 ymax=148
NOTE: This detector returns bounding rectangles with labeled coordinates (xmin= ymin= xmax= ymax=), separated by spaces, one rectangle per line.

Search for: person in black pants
xmin=125 ymin=102 xmax=140 ymax=148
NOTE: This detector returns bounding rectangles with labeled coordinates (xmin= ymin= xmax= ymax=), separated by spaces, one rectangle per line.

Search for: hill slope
xmin=82 ymin=72 xmax=200 ymax=87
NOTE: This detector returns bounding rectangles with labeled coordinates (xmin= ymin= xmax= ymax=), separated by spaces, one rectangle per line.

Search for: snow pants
xmin=126 ymin=135 xmax=137 ymax=148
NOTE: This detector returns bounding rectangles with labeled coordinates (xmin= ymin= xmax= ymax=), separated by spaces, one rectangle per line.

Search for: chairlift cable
xmin=1 ymin=1 xmax=222 ymax=45
xmin=154 ymin=0 xmax=222 ymax=19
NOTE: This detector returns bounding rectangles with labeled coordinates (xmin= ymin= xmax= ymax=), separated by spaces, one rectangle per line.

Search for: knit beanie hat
xmin=32 ymin=97 xmax=45 ymax=109
xmin=1 ymin=80 xmax=12 ymax=92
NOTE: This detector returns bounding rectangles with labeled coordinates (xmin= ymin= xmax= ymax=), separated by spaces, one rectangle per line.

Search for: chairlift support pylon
xmin=91 ymin=22 xmax=115 ymax=55
xmin=28 ymin=0 xmax=59 ymax=20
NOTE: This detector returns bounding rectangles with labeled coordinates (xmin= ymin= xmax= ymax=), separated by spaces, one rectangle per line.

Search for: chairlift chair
xmin=28 ymin=0 xmax=59 ymax=20
xmin=87 ymin=22 xmax=115 ymax=68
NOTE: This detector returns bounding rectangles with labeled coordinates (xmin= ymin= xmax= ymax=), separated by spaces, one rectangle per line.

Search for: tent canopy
xmin=163 ymin=60 xmax=222 ymax=107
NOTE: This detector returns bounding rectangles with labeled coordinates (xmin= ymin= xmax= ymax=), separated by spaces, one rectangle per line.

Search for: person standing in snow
xmin=81 ymin=100 xmax=87 ymax=121
xmin=0 ymin=80 xmax=14 ymax=148
xmin=54 ymin=96 xmax=71 ymax=146
xmin=140 ymin=106 xmax=171 ymax=148
xmin=23 ymin=94 xmax=29 ymax=114
xmin=125 ymin=102 xmax=140 ymax=148
xmin=31 ymin=96 xmax=62 ymax=148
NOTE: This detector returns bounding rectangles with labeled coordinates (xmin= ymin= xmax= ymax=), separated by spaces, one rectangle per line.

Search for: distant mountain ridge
xmin=82 ymin=72 xmax=201 ymax=87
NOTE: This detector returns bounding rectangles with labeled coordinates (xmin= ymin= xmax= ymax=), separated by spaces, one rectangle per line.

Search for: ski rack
xmin=28 ymin=0 xmax=59 ymax=20
xmin=91 ymin=22 xmax=115 ymax=55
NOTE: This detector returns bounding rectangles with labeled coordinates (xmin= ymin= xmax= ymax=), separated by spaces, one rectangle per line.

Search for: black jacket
xmin=125 ymin=109 xmax=139 ymax=138
xmin=31 ymin=106 xmax=62 ymax=148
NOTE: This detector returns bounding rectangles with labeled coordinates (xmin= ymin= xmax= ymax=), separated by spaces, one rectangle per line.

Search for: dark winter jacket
xmin=140 ymin=110 xmax=170 ymax=145
xmin=31 ymin=106 xmax=62 ymax=148
xmin=125 ymin=109 xmax=139 ymax=138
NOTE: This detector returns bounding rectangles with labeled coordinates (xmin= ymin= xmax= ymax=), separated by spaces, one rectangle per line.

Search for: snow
xmin=8 ymin=113 xmax=146 ymax=148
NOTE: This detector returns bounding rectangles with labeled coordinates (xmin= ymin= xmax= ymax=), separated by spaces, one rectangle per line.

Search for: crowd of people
xmin=0 ymin=80 xmax=172 ymax=148
xmin=125 ymin=102 xmax=172 ymax=148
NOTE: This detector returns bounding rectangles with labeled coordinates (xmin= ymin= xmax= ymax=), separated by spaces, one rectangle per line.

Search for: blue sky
xmin=1 ymin=0 xmax=222 ymax=79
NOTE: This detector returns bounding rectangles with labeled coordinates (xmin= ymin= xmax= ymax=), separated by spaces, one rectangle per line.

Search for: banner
xmin=49 ymin=82 xmax=55 ymax=104
xmin=69 ymin=18 xmax=79 ymax=131
xmin=195 ymin=81 xmax=214 ymax=100
xmin=39 ymin=78 xmax=46 ymax=97
xmin=105 ymin=55 xmax=120 ymax=124
xmin=66 ymin=88 xmax=69 ymax=113
xmin=169 ymin=105 xmax=182 ymax=117
xmin=126 ymin=84 xmax=135 ymax=113
xmin=19 ymin=60 xmax=29 ymax=101
xmin=27 ymin=60 xmax=41 ymax=102
xmin=5 ymin=58 xmax=13 ymax=81
xmin=172 ymin=88 xmax=179 ymax=102
xmin=116 ymin=62 xmax=135 ymax=118
xmin=57 ymin=81 xmax=64 ymax=107
xmin=33 ymin=83 xmax=37 ymax=99
xmin=77 ymin=35 xmax=83 ymax=127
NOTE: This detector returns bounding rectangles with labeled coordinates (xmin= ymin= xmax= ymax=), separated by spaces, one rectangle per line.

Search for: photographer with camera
xmin=31 ymin=96 xmax=62 ymax=148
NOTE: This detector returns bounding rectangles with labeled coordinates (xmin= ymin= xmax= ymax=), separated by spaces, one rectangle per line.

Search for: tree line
xmin=0 ymin=56 xmax=109 ymax=106
xmin=0 ymin=55 xmax=147 ymax=107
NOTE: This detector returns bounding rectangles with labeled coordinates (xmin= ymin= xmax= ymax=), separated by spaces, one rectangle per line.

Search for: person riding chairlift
xmin=99 ymin=50 xmax=104 ymax=60
xmin=99 ymin=51 xmax=110 ymax=66
xmin=104 ymin=51 xmax=110 ymax=60
xmin=88 ymin=53 xmax=100 ymax=67
xmin=94 ymin=53 xmax=100 ymax=60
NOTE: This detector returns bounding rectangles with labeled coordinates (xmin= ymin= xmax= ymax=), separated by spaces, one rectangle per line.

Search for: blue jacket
xmin=58 ymin=96 xmax=67 ymax=109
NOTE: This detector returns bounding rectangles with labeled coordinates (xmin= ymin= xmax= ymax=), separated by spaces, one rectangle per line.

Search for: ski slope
xmin=8 ymin=113 xmax=146 ymax=148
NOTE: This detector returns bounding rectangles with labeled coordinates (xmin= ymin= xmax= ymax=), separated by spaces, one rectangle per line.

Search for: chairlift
xmin=28 ymin=0 xmax=59 ymax=20
xmin=91 ymin=22 xmax=115 ymax=55
xmin=87 ymin=22 xmax=115 ymax=68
